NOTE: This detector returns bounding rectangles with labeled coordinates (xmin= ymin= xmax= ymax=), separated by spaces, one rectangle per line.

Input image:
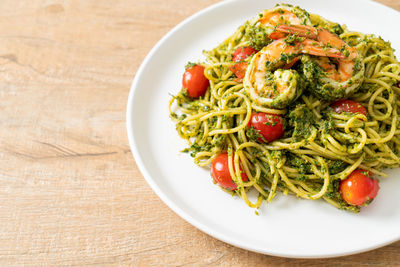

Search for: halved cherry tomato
xmin=340 ymin=169 xmax=379 ymax=206
xmin=247 ymin=112 xmax=285 ymax=143
xmin=232 ymin=46 xmax=258 ymax=62
xmin=330 ymin=99 xmax=367 ymax=116
xmin=211 ymin=153 xmax=248 ymax=190
xmin=230 ymin=46 xmax=258 ymax=79
xmin=230 ymin=62 xmax=248 ymax=79
xmin=182 ymin=65 xmax=209 ymax=98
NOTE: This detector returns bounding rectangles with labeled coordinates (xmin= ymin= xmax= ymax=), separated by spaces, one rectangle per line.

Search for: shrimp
xmin=245 ymin=4 xmax=313 ymax=49
xmin=274 ymin=24 xmax=365 ymax=101
xmin=244 ymin=38 xmax=345 ymax=108
xmin=258 ymin=5 xmax=309 ymax=28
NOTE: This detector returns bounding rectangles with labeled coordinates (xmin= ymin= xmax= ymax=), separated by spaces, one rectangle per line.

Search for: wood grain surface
xmin=0 ymin=0 xmax=399 ymax=266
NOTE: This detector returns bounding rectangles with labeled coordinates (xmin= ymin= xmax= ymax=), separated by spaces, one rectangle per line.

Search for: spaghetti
xmin=169 ymin=4 xmax=400 ymax=212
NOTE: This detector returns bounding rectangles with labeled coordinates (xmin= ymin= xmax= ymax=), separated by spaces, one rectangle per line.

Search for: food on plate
xmin=169 ymin=4 xmax=400 ymax=212
xmin=182 ymin=64 xmax=210 ymax=98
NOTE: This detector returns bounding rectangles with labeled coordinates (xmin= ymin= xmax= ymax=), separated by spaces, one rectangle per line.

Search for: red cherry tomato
xmin=330 ymin=99 xmax=367 ymax=116
xmin=230 ymin=62 xmax=248 ymax=79
xmin=247 ymin=112 xmax=285 ymax=143
xmin=230 ymin=47 xmax=258 ymax=79
xmin=211 ymin=153 xmax=248 ymax=190
xmin=340 ymin=169 xmax=379 ymax=206
xmin=232 ymin=46 xmax=258 ymax=62
xmin=182 ymin=65 xmax=209 ymax=98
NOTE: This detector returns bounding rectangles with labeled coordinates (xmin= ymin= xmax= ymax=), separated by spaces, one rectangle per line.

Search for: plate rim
xmin=126 ymin=0 xmax=400 ymax=258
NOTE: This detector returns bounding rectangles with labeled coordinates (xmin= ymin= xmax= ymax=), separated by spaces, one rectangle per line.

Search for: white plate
xmin=127 ymin=0 xmax=400 ymax=258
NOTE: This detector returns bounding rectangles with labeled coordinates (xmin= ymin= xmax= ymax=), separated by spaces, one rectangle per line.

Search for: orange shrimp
xmin=254 ymin=5 xmax=312 ymax=38
xmin=244 ymin=38 xmax=344 ymax=108
xmin=276 ymin=24 xmax=359 ymax=81
xmin=259 ymin=6 xmax=304 ymax=27
xmin=273 ymin=24 xmax=365 ymax=100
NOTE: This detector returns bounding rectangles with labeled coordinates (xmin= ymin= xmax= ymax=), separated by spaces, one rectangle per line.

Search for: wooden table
xmin=1 ymin=0 xmax=399 ymax=265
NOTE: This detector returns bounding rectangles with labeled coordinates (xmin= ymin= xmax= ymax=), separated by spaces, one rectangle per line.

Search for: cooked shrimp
xmin=249 ymin=5 xmax=312 ymax=39
xmin=244 ymin=38 xmax=344 ymax=108
xmin=275 ymin=24 xmax=365 ymax=100
xmin=259 ymin=5 xmax=304 ymax=28
xmin=240 ymin=5 xmax=312 ymax=53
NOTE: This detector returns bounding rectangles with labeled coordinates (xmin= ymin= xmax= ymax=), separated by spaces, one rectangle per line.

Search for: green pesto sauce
xmin=288 ymin=104 xmax=315 ymax=141
xmin=244 ymin=23 xmax=271 ymax=51
xmin=246 ymin=126 xmax=265 ymax=142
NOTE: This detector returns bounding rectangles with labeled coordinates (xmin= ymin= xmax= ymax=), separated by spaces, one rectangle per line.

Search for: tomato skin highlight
xmin=340 ymin=169 xmax=379 ymax=206
xmin=247 ymin=112 xmax=285 ymax=143
xmin=211 ymin=153 xmax=248 ymax=190
xmin=330 ymin=99 xmax=367 ymax=116
xmin=230 ymin=46 xmax=258 ymax=79
xmin=182 ymin=65 xmax=209 ymax=98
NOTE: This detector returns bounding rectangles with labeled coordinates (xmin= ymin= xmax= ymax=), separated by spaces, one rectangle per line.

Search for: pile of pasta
xmin=169 ymin=4 xmax=400 ymax=212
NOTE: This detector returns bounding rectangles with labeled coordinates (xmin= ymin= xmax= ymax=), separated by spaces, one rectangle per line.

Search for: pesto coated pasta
xmin=169 ymin=4 xmax=400 ymax=212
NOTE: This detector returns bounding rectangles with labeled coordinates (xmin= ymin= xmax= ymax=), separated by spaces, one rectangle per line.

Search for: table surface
xmin=1 ymin=0 xmax=400 ymax=265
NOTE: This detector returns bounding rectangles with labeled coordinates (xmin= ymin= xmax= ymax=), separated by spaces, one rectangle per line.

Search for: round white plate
xmin=127 ymin=0 xmax=400 ymax=258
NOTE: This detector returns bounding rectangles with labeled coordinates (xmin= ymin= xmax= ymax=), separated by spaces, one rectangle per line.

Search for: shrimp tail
xmin=271 ymin=24 xmax=345 ymax=59
xmin=275 ymin=24 xmax=318 ymax=39
xmin=299 ymin=40 xmax=345 ymax=59
xmin=269 ymin=31 xmax=287 ymax=40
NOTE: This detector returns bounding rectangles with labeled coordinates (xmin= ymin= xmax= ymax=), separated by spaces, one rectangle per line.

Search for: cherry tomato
xmin=247 ymin=112 xmax=285 ymax=143
xmin=211 ymin=153 xmax=248 ymax=190
xmin=340 ymin=169 xmax=379 ymax=206
xmin=182 ymin=65 xmax=209 ymax=98
xmin=230 ymin=47 xmax=258 ymax=79
xmin=232 ymin=46 xmax=258 ymax=62
xmin=230 ymin=62 xmax=248 ymax=79
xmin=330 ymin=99 xmax=367 ymax=116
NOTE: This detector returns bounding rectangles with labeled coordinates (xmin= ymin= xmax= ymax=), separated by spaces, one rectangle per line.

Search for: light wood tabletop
xmin=1 ymin=0 xmax=400 ymax=266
